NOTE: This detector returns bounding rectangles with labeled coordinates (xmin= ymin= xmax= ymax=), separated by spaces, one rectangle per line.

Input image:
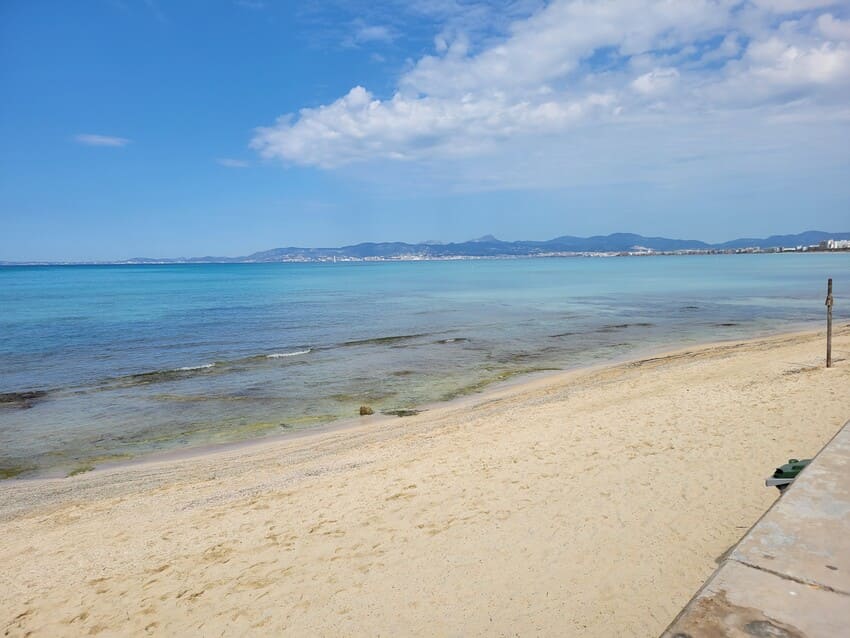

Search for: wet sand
xmin=2 ymin=326 xmax=849 ymax=636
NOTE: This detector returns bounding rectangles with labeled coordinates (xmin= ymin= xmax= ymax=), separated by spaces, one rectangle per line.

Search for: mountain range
xmin=133 ymin=230 xmax=850 ymax=263
xmin=4 ymin=231 xmax=849 ymax=265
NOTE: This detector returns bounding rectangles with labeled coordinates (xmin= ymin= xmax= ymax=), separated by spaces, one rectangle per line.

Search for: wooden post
xmin=826 ymin=278 xmax=833 ymax=368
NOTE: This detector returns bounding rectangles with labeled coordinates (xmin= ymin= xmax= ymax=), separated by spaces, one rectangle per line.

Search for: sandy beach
xmin=2 ymin=326 xmax=849 ymax=637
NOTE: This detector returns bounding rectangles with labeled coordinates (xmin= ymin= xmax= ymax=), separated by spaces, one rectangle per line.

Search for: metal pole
xmin=826 ymin=278 xmax=833 ymax=368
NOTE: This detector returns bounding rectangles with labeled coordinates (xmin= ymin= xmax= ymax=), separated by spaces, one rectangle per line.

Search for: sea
xmin=1 ymin=254 xmax=847 ymax=478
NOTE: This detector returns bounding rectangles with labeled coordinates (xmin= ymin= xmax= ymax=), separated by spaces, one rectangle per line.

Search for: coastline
xmin=1 ymin=319 xmax=830 ymax=483
xmin=2 ymin=325 xmax=849 ymax=636
xmin=5 ymin=254 xmax=846 ymax=480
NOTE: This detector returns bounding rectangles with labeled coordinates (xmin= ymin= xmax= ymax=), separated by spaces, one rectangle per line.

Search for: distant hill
xmin=221 ymin=230 xmax=849 ymax=262
xmin=715 ymin=231 xmax=850 ymax=249
xmin=3 ymin=231 xmax=848 ymax=265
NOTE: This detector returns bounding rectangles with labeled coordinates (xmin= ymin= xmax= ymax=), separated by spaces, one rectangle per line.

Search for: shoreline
xmin=1 ymin=321 xmax=844 ymax=497
xmin=3 ymin=320 xmax=832 ymax=484
xmin=3 ymin=246 xmax=850 ymax=266
xmin=2 ymin=323 xmax=848 ymax=636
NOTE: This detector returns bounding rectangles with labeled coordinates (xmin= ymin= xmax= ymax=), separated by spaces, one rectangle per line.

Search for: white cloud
xmin=631 ymin=68 xmax=680 ymax=95
xmin=818 ymin=13 xmax=850 ymax=40
xmin=704 ymin=37 xmax=850 ymax=106
xmin=354 ymin=24 xmax=395 ymax=44
xmin=251 ymin=86 xmax=616 ymax=167
xmin=217 ymin=158 xmax=250 ymax=168
xmin=74 ymin=134 xmax=131 ymax=147
xmin=252 ymin=0 xmax=850 ymax=174
xmin=339 ymin=20 xmax=398 ymax=48
xmin=751 ymin=0 xmax=840 ymax=12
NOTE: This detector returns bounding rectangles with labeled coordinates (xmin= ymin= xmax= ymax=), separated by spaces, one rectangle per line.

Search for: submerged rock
xmin=359 ymin=405 xmax=374 ymax=415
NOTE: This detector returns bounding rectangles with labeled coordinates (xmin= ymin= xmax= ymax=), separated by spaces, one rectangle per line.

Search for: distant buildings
xmin=819 ymin=238 xmax=850 ymax=250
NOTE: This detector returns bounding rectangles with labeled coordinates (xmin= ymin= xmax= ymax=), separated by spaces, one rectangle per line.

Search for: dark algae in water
xmin=0 ymin=465 xmax=37 ymax=480
xmin=382 ymin=409 xmax=421 ymax=417
xmin=340 ymin=333 xmax=433 ymax=347
xmin=0 ymin=391 xmax=47 ymax=409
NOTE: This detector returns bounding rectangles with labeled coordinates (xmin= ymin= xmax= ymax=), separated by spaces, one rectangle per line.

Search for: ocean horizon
xmin=2 ymin=253 xmax=847 ymax=479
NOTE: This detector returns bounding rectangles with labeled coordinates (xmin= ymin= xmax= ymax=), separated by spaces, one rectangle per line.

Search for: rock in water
xmin=359 ymin=405 xmax=374 ymax=415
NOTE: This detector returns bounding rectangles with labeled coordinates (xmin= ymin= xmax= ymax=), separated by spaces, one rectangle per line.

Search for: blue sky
xmin=1 ymin=0 xmax=849 ymax=261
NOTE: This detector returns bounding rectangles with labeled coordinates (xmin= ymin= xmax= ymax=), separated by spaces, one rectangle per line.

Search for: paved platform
xmin=662 ymin=420 xmax=850 ymax=638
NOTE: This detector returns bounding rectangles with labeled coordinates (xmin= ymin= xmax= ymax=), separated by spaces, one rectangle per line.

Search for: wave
xmin=266 ymin=349 xmax=312 ymax=359
xmin=177 ymin=363 xmax=216 ymax=371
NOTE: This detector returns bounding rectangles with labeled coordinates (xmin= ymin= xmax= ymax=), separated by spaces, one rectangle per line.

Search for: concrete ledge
xmin=662 ymin=420 xmax=850 ymax=637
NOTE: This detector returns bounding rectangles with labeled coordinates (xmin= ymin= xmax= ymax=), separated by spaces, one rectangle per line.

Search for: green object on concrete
xmin=765 ymin=458 xmax=812 ymax=491
xmin=773 ymin=458 xmax=812 ymax=479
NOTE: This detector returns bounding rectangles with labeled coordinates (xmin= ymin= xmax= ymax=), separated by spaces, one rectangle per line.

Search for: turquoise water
xmin=1 ymin=254 xmax=847 ymax=477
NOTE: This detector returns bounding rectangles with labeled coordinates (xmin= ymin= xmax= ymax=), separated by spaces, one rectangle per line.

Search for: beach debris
xmin=359 ymin=405 xmax=374 ymax=415
xmin=765 ymin=458 xmax=811 ymax=492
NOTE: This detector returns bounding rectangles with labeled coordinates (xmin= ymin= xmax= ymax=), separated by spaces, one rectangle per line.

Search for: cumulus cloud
xmin=252 ymin=86 xmax=615 ymax=167
xmin=252 ymin=0 xmax=850 ymax=173
xmin=74 ymin=134 xmax=131 ymax=147
xmin=704 ymin=36 xmax=850 ymax=106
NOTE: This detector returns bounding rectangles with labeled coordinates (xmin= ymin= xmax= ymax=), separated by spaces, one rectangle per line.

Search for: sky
xmin=1 ymin=0 xmax=849 ymax=261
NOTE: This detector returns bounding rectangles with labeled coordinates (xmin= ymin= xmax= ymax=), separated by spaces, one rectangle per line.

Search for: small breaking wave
xmin=266 ymin=349 xmax=312 ymax=359
xmin=177 ymin=363 xmax=216 ymax=371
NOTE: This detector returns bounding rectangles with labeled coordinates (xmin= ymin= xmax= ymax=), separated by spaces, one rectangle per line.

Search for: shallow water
xmin=1 ymin=254 xmax=847 ymax=477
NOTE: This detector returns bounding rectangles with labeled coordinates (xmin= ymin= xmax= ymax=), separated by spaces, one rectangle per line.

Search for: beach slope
xmin=2 ymin=327 xmax=849 ymax=636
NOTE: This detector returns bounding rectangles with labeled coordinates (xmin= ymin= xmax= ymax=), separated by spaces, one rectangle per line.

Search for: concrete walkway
xmin=662 ymin=420 xmax=850 ymax=638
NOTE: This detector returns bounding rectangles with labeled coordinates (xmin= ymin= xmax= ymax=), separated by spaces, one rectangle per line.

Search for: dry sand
xmin=2 ymin=326 xmax=849 ymax=637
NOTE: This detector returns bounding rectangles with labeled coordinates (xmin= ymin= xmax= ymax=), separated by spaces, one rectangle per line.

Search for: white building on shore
xmin=819 ymin=239 xmax=850 ymax=250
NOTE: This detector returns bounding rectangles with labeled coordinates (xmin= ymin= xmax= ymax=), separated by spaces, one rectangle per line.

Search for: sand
xmin=2 ymin=326 xmax=849 ymax=637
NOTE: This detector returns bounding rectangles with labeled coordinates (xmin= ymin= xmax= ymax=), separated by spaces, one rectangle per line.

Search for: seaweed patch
xmin=0 ymin=391 xmax=47 ymax=409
